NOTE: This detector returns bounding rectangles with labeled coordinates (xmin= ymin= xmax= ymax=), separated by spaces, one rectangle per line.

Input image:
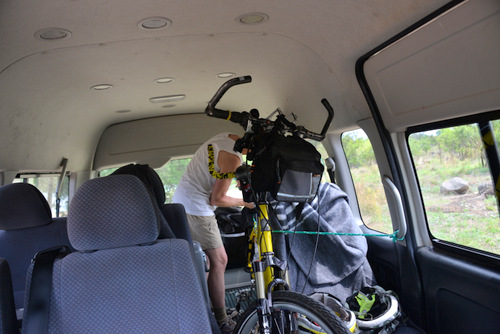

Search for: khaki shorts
xmin=185 ymin=214 xmax=223 ymax=250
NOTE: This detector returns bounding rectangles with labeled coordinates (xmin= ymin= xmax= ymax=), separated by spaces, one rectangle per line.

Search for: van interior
xmin=0 ymin=0 xmax=499 ymax=333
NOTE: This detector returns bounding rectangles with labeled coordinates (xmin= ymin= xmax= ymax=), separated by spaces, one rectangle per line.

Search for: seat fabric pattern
xmin=23 ymin=174 xmax=212 ymax=333
xmin=67 ymin=175 xmax=159 ymax=251
xmin=0 ymin=183 xmax=51 ymax=230
xmin=0 ymin=257 xmax=17 ymax=334
xmin=47 ymin=240 xmax=209 ymax=333
xmin=111 ymin=164 xmax=176 ymax=239
xmin=161 ymin=203 xmax=193 ymax=243
xmin=0 ymin=183 xmax=71 ymax=309
xmin=111 ymin=163 xmax=165 ymax=207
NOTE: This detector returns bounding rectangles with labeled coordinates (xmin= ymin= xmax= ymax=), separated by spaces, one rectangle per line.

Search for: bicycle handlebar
xmin=205 ymin=75 xmax=334 ymax=142
xmin=205 ymin=76 xmax=252 ymax=126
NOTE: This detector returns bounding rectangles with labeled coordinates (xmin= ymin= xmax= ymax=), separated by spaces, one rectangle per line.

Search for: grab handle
xmin=382 ymin=176 xmax=406 ymax=240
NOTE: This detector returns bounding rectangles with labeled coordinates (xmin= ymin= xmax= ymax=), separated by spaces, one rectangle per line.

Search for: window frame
xmin=407 ymin=110 xmax=500 ymax=262
xmin=14 ymin=172 xmax=71 ymax=218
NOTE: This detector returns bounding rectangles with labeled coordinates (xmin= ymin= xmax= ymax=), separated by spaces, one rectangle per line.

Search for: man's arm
xmin=209 ymin=150 xmax=254 ymax=209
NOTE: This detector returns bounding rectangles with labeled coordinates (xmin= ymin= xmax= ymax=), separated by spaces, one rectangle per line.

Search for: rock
xmin=478 ymin=182 xmax=494 ymax=197
xmin=440 ymin=177 xmax=469 ymax=195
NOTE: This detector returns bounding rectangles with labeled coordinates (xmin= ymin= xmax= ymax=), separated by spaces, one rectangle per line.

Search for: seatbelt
xmin=23 ymin=246 xmax=70 ymax=334
xmin=55 ymin=158 xmax=68 ymax=218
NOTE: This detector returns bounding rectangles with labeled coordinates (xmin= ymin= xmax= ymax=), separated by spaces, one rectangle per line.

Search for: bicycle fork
xmin=252 ymin=204 xmax=291 ymax=333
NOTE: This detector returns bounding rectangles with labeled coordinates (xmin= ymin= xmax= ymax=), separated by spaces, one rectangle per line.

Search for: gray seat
xmin=111 ymin=164 xmax=210 ymax=303
xmin=0 ymin=183 xmax=71 ymax=310
xmin=0 ymin=257 xmax=17 ymax=334
xmin=22 ymin=175 xmax=213 ymax=333
xmin=111 ymin=163 xmax=192 ymax=241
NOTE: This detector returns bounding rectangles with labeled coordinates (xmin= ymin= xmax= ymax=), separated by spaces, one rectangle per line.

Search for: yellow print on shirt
xmin=207 ymin=144 xmax=236 ymax=179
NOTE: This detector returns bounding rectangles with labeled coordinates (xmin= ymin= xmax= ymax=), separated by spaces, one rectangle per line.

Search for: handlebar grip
xmin=207 ymin=108 xmax=249 ymax=126
xmin=206 ymin=76 xmax=252 ymax=112
xmin=320 ymin=98 xmax=334 ymax=138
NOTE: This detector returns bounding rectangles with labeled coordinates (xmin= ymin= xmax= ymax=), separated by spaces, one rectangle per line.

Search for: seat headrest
xmin=111 ymin=163 xmax=166 ymax=207
xmin=0 ymin=183 xmax=52 ymax=230
xmin=67 ymin=175 xmax=160 ymax=251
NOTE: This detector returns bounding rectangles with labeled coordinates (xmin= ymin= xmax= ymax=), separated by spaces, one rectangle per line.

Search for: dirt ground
xmin=437 ymin=193 xmax=492 ymax=215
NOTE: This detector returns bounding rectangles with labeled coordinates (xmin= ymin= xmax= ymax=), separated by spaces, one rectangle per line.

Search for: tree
xmin=156 ymin=158 xmax=191 ymax=202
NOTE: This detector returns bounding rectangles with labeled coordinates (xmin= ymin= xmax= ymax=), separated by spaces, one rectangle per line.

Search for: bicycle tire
xmin=234 ymin=290 xmax=351 ymax=334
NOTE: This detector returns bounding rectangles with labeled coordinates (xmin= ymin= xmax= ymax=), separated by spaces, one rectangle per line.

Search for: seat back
xmin=160 ymin=203 xmax=193 ymax=243
xmin=111 ymin=165 xmax=211 ymax=315
xmin=0 ymin=183 xmax=71 ymax=309
xmin=23 ymin=175 xmax=212 ymax=333
xmin=111 ymin=163 xmax=194 ymax=241
xmin=0 ymin=257 xmax=17 ymax=334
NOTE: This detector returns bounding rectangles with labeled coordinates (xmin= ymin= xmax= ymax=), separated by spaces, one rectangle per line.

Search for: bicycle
xmin=206 ymin=76 xmax=352 ymax=334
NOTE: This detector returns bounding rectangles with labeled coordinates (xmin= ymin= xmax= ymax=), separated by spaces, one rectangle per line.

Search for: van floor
xmin=224 ymin=268 xmax=255 ymax=311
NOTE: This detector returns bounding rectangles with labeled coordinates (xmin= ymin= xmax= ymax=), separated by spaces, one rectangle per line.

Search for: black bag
xmin=215 ymin=207 xmax=253 ymax=269
xmin=250 ymin=132 xmax=324 ymax=202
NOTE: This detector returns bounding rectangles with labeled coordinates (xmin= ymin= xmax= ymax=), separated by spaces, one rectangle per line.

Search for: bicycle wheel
xmin=234 ymin=290 xmax=351 ymax=334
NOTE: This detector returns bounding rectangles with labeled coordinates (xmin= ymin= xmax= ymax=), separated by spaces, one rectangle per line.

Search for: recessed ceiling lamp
xmin=154 ymin=77 xmax=175 ymax=84
xmin=35 ymin=28 xmax=72 ymax=40
xmin=237 ymin=13 xmax=269 ymax=25
xmin=216 ymin=72 xmax=236 ymax=78
xmin=90 ymin=84 xmax=113 ymax=91
xmin=149 ymin=94 xmax=186 ymax=103
xmin=138 ymin=17 xmax=172 ymax=30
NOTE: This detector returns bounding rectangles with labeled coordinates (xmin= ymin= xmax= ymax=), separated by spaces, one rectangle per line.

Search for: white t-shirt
xmin=172 ymin=133 xmax=243 ymax=216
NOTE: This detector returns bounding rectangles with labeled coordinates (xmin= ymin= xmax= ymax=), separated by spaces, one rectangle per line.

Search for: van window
xmin=341 ymin=129 xmax=392 ymax=233
xmin=13 ymin=174 xmax=69 ymax=217
xmin=408 ymin=120 xmax=500 ymax=255
xmin=155 ymin=158 xmax=191 ymax=203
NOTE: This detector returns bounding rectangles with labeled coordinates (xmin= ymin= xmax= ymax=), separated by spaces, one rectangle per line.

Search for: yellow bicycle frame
xmin=247 ymin=203 xmax=289 ymax=301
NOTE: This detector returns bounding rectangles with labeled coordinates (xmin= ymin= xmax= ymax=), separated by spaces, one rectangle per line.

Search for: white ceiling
xmin=0 ymin=0 xmax=450 ymax=172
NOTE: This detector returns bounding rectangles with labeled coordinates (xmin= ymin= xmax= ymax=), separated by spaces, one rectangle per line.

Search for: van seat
xmin=22 ymin=175 xmax=214 ymax=333
xmin=0 ymin=183 xmax=71 ymax=309
xmin=0 ymin=257 xmax=17 ymax=334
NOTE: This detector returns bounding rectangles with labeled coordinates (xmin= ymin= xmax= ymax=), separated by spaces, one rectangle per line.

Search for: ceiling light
xmin=90 ymin=84 xmax=113 ymax=91
xmin=138 ymin=17 xmax=172 ymax=30
xmin=154 ymin=77 xmax=175 ymax=84
xmin=216 ymin=72 xmax=236 ymax=78
xmin=35 ymin=28 xmax=72 ymax=40
xmin=149 ymin=94 xmax=186 ymax=103
xmin=237 ymin=13 xmax=269 ymax=25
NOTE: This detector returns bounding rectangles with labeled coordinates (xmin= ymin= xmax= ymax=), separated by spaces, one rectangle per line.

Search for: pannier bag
xmin=250 ymin=132 xmax=324 ymax=202
xmin=215 ymin=207 xmax=253 ymax=269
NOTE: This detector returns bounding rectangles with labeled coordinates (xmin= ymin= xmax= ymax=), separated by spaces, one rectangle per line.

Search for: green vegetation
xmin=343 ymin=121 xmax=499 ymax=255
xmin=156 ymin=158 xmax=191 ymax=203
xmin=422 ymin=126 xmax=499 ymax=254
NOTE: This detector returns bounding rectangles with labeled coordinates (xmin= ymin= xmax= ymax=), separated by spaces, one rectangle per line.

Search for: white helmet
xmin=346 ymin=286 xmax=401 ymax=333
xmin=309 ymin=292 xmax=358 ymax=333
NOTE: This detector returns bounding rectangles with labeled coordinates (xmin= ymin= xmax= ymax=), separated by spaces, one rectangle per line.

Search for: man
xmin=173 ymin=132 xmax=254 ymax=333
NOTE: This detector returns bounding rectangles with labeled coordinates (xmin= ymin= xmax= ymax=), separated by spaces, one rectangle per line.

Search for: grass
xmin=351 ymin=157 xmax=499 ymax=255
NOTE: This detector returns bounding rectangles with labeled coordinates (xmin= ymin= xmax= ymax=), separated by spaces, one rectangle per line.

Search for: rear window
xmin=13 ymin=174 xmax=69 ymax=217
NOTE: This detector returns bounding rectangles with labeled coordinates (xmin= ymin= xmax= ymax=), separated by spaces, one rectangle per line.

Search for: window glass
xmin=408 ymin=121 xmax=499 ymax=254
xmin=308 ymin=140 xmax=331 ymax=183
xmin=341 ymin=129 xmax=392 ymax=233
xmin=99 ymin=158 xmax=242 ymax=204
xmin=98 ymin=168 xmax=118 ymax=177
xmin=13 ymin=174 xmax=69 ymax=217
xmin=156 ymin=158 xmax=243 ymax=202
xmin=156 ymin=158 xmax=192 ymax=203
